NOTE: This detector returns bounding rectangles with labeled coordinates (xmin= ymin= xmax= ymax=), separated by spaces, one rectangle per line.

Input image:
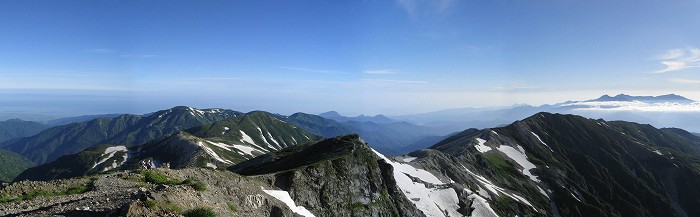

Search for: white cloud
xmin=565 ymin=101 xmax=700 ymax=112
xmin=656 ymin=47 xmax=700 ymax=73
xmin=670 ymin=78 xmax=700 ymax=85
xmin=364 ymin=70 xmax=398 ymax=75
xmin=657 ymin=49 xmax=684 ymax=59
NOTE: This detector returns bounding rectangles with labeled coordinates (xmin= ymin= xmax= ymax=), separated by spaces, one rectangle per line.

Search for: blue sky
xmin=1 ymin=0 xmax=699 ymax=116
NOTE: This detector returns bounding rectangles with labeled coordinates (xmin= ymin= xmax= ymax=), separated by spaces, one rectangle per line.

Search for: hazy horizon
xmin=2 ymin=1 xmax=699 ymax=117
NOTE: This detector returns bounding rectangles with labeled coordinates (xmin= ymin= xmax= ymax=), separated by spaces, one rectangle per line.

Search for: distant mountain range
xmin=0 ymin=106 xmax=241 ymax=165
xmin=391 ymin=93 xmax=700 ymax=133
xmin=588 ymin=93 xmax=693 ymax=102
xmin=319 ymin=111 xmax=397 ymax=124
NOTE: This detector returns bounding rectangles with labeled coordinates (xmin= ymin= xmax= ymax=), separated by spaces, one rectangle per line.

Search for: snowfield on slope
xmin=92 ymin=146 xmax=128 ymax=171
xmin=472 ymin=138 xmax=541 ymax=183
xmin=462 ymin=165 xmax=538 ymax=212
xmin=464 ymin=188 xmax=500 ymax=217
xmin=531 ymin=132 xmax=554 ymax=152
xmin=372 ymin=149 xmax=462 ymax=217
xmin=262 ymin=188 xmax=315 ymax=217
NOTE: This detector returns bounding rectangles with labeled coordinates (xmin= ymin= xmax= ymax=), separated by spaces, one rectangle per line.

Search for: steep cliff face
xmin=232 ymin=135 xmax=426 ymax=216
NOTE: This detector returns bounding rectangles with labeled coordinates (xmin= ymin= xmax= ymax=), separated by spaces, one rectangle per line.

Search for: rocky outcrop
xmin=1 ymin=168 xmax=299 ymax=217
xmin=233 ymin=134 xmax=424 ymax=216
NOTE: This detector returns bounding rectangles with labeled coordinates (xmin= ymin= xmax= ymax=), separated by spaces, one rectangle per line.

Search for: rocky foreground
xmin=0 ymin=168 xmax=298 ymax=217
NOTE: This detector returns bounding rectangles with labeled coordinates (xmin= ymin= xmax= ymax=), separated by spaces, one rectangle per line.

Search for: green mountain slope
xmin=0 ymin=149 xmax=34 ymax=182
xmin=15 ymin=111 xmax=320 ymax=181
xmin=429 ymin=112 xmax=700 ymax=217
xmin=0 ymin=119 xmax=48 ymax=143
xmin=1 ymin=106 xmax=241 ymax=164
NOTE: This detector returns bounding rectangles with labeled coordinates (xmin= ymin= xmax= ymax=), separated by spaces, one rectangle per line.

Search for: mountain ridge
xmin=429 ymin=112 xmax=700 ymax=217
xmin=1 ymin=106 xmax=242 ymax=164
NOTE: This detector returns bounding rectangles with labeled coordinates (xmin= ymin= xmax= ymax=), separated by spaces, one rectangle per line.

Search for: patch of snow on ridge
xmin=474 ymin=138 xmax=491 ymax=153
xmin=538 ymin=186 xmax=550 ymax=199
xmin=462 ymin=165 xmax=538 ymax=212
xmin=206 ymin=162 xmax=217 ymax=169
xmin=371 ymin=149 xmax=462 ymax=217
xmin=262 ymin=188 xmax=315 ymax=217
xmin=496 ymin=145 xmax=540 ymax=182
xmin=206 ymin=141 xmax=233 ymax=151
xmin=197 ymin=142 xmax=233 ymax=164
xmin=92 ymin=146 xmax=128 ymax=170
xmin=531 ymin=132 xmax=554 ymax=152
xmin=464 ymin=189 xmax=500 ymax=217
xmin=233 ymin=144 xmax=260 ymax=156
xmin=653 ymin=149 xmax=664 ymax=155
xmin=266 ymin=131 xmax=281 ymax=148
xmin=256 ymin=127 xmax=269 ymax=145
xmin=240 ymin=130 xmax=256 ymax=145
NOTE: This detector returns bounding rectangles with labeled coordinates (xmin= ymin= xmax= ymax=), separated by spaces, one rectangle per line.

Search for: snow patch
xmin=197 ymin=141 xmax=233 ymax=164
xmin=496 ymin=145 xmax=540 ymax=182
xmin=206 ymin=162 xmax=217 ymax=169
xmin=537 ymin=186 xmax=550 ymax=199
xmin=570 ymin=192 xmax=582 ymax=202
xmin=372 ymin=149 xmax=462 ymax=217
xmin=462 ymin=166 xmax=538 ymax=211
xmin=467 ymin=192 xmax=500 ymax=217
xmin=240 ymin=130 xmax=256 ymax=145
xmin=531 ymin=132 xmax=554 ymax=152
xmin=233 ymin=144 xmax=260 ymax=156
xmin=262 ymin=188 xmax=316 ymax=217
xmin=92 ymin=146 xmax=128 ymax=170
xmin=256 ymin=127 xmax=269 ymax=145
xmin=474 ymin=138 xmax=491 ymax=153
xmin=206 ymin=141 xmax=233 ymax=151
xmin=266 ymin=131 xmax=281 ymax=148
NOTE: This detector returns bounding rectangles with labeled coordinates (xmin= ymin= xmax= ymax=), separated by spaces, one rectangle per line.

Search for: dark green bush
xmin=142 ymin=170 xmax=181 ymax=185
xmin=192 ymin=180 xmax=207 ymax=191
xmin=183 ymin=207 xmax=217 ymax=217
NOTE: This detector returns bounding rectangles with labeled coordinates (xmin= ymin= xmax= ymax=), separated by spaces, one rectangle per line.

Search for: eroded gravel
xmin=0 ymin=168 xmax=298 ymax=217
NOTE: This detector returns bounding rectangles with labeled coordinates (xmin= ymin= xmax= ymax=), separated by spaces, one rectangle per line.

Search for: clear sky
xmin=1 ymin=0 xmax=699 ymax=116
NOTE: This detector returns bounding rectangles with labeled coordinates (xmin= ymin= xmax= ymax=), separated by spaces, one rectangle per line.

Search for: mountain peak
xmin=589 ymin=93 xmax=694 ymax=102
xmin=319 ymin=111 xmax=343 ymax=118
